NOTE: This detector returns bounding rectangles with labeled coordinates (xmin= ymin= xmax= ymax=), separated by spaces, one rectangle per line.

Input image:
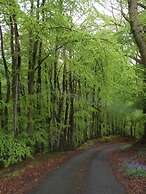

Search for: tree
xmin=0 ymin=0 xmax=143 ymax=166
xmin=127 ymin=0 xmax=146 ymax=139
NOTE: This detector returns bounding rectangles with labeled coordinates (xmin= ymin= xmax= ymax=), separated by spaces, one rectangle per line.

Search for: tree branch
xmin=138 ymin=3 xmax=146 ymax=10
xmin=121 ymin=9 xmax=130 ymax=22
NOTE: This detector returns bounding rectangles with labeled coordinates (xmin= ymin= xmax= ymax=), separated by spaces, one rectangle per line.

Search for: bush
xmin=0 ymin=132 xmax=32 ymax=167
xmin=123 ymin=162 xmax=146 ymax=177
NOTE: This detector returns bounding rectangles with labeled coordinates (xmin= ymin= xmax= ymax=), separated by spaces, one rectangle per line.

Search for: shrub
xmin=0 ymin=131 xmax=32 ymax=167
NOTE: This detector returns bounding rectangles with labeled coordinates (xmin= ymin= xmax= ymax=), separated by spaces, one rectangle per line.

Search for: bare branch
xmin=121 ymin=9 xmax=130 ymax=22
xmin=138 ymin=3 xmax=146 ymax=10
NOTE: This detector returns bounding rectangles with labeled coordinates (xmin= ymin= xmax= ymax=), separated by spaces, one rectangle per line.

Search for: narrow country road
xmin=29 ymin=144 xmax=127 ymax=194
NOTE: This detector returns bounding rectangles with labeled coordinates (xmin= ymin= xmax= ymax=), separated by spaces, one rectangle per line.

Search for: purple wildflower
xmin=126 ymin=162 xmax=146 ymax=171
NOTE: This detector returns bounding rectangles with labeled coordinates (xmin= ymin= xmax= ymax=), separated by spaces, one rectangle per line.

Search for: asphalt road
xmin=28 ymin=144 xmax=127 ymax=194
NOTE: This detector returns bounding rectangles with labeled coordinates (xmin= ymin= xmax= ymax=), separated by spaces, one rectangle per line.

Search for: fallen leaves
xmin=110 ymin=145 xmax=146 ymax=194
xmin=0 ymin=151 xmax=80 ymax=194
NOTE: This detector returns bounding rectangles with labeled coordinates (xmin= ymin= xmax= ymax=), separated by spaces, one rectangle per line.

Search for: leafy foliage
xmin=0 ymin=0 xmax=145 ymax=166
xmin=0 ymin=131 xmax=32 ymax=167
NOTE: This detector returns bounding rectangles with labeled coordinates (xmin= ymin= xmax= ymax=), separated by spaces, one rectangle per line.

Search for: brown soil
xmin=0 ymin=151 xmax=81 ymax=194
xmin=110 ymin=143 xmax=146 ymax=194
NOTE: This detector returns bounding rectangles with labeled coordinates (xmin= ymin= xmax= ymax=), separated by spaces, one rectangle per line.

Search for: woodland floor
xmin=0 ymin=138 xmax=146 ymax=194
xmin=110 ymin=141 xmax=146 ymax=194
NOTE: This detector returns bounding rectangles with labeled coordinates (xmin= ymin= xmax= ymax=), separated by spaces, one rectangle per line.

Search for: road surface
xmin=29 ymin=144 xmax=126 ymax=194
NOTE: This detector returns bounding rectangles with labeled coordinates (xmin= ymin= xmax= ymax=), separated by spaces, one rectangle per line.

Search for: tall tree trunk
xmin=68 ymin=71 xmax=74 ymax=148
xmin=36 ymin=0 xmax=46 ymax=108
xmin=36 ymin=42 xmax=42 ymax=98
xmin=27 ymin=0 xmax=40 ymax=133
xmin=0 ymin=26 xmax=10 ymax=130
xmin=50 ymin=44 xmax=59 ymax=128
xmin=10 ymin=15 xmax=21 ymax=137
xmin=128 ymin=0 xmax=146 ymax=139
xmin=0 ymin=80 xmax=3 ymax=128
xmin=59 ymin=49 xmax=68 ymax=150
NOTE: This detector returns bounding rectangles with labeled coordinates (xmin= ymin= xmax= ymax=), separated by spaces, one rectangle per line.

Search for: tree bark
xmin=0 ymin=26 xmax=10 ymax=130
xmin=68 ymin=71 xmax=74 ymax=148
xmin=0 ymin=80 xmax=3 ymax=128
xmin=10 ymin=14 xmax=21 ymax=137
xmin=128 ymin=0 xmax=146 ymax=138
xmin=27 ymin=0 xmax=40 ymax=133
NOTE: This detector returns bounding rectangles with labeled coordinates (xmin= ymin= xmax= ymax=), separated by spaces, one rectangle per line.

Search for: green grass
xmin=125 ymin=168 xmax=146 ymax=177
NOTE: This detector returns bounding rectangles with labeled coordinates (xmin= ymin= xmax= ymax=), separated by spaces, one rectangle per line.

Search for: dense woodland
xmin=0 ymin=0 xmax=146 ymax=167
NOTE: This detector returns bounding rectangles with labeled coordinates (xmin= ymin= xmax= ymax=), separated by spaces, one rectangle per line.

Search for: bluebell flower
xmin=123 ymin=161 xmax=146 ymax=177
xmin=126 ymin=162 xmax=146 ymax=171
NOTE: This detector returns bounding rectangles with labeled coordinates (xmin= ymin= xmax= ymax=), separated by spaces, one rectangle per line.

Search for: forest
xmin=0 ymin=0 xmax=146 ymax=169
